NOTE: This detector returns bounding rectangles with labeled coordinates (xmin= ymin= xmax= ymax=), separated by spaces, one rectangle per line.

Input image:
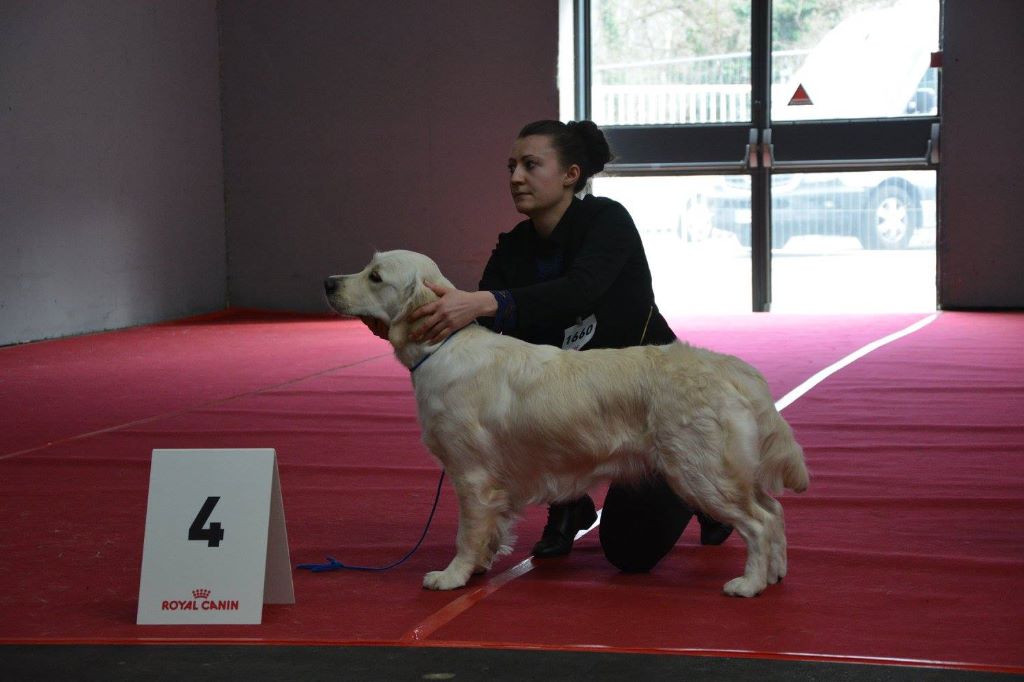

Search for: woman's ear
xmin=563 ymin=163 xmax=581 ymax=188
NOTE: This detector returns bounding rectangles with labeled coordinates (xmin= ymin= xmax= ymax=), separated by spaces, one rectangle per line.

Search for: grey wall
xmin=219 ymin=0 xmax=559 ymax=310
xmin=939 ymin=0 xmax=1024 ymax=309
xmin=0 ymin=1 xmax=226 ymax=346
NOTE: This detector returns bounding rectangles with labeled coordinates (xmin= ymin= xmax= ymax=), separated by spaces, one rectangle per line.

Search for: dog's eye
xmin=368 ymin=271 xmax=383 ymax=284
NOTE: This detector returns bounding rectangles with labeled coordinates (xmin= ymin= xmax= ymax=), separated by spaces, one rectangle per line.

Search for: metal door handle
xmin=761 ymin=128 xmax=774 ymax=168
xmin=745 ymin=128 xmax=759 ymax=169
xmin=927 ymin=123 xmax=940 ymax=165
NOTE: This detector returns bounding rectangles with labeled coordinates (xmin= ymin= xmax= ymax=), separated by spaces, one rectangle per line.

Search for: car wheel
xmin=861 ymin=183 xmax=917 ymax=249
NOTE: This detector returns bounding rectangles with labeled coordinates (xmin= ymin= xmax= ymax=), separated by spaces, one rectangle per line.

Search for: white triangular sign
xmin=137 ymin=449 xmax=295 ymax=624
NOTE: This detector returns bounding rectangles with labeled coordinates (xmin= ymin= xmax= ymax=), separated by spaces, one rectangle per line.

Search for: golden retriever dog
xmin=324 ymin=250 xmax=808 ymax=597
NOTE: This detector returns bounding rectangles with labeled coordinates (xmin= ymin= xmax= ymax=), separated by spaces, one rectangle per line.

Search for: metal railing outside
xmin=592 ymin=50 xmax=807 ymax=125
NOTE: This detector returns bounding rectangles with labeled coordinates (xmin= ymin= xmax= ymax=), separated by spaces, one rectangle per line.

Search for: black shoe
xmin=532 ymin=496 xmax=598 ymax=558
xmin=696 ymin=511 xmax=733 ymax=545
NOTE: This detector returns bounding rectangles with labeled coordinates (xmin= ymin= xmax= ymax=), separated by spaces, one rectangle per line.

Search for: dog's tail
xmin=756 ymin=410 xmax=809 ymax=494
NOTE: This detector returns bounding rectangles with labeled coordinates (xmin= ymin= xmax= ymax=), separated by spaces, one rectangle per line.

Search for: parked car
xmin=705 ymin=171 xmax=934 ymax=249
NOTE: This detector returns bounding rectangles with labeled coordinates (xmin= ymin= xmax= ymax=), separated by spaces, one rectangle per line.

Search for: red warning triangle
xmin=788 ymin=83 xmax=813 ymax=106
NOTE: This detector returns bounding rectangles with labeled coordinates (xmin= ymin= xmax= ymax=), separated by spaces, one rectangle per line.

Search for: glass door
xmin=583 ymin=0 xmax=761 ymax=313
xmin=575 ymin=0 xmax=940 ymax=313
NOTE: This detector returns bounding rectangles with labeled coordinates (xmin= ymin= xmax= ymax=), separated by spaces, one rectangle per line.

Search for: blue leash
xmin=409 ymin=326 xmax=467 ymax=373
xmin=297 ymin=471 xmax=446 ymax=573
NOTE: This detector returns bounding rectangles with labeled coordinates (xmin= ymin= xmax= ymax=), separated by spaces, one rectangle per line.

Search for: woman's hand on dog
xmin=410 ymin=282 xmax=497 ymax=344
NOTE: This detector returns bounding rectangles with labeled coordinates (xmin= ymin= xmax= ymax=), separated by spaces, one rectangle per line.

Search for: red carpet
xmin=1 ymin=310 xmax=1021 ymax=673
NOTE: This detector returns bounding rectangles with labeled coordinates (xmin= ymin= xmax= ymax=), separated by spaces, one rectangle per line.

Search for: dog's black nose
xmin=324 ymin=278 xmax=338 ymax=295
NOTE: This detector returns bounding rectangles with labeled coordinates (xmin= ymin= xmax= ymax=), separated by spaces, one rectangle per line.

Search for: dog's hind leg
xmin=661 ymin=465 xmax=771 ymax=597
xmin=423 ymin=471 xmax=506 ymax=590
xmin=660 ymin=416 xmax=774 ymax=597
xmin=712 ymin=496 xmax=772 ymax=597
xmin=755 ymin=489 xmax=787 ymax=584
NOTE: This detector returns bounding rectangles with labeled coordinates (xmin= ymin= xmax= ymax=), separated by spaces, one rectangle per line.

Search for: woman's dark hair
xmin=518 ymin=119 xmax=613 ymax=193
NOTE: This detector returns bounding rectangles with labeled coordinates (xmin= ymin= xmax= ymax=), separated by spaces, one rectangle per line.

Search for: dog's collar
xmin=409 ymin=325 xmax=469 ymax=373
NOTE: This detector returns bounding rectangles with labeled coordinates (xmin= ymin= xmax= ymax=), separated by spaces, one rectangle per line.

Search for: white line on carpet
xmin=773 ymin=313 xmax=940 ymax=413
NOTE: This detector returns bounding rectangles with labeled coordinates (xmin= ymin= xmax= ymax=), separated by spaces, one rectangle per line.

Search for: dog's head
xmin=324 ymin=249 xmax=454 ymax=347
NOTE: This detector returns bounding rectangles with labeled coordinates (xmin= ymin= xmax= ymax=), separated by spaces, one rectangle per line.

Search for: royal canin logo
xmin=161 ymin=588 xmax=239 ymax=611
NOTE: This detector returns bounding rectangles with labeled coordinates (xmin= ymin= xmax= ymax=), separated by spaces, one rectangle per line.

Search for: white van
xmin=773 ymin=0 xmax=939 ymax=120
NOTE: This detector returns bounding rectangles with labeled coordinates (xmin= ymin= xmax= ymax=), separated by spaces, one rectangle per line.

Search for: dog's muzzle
xmin=324 ymin=278 xmax=340 ymax=296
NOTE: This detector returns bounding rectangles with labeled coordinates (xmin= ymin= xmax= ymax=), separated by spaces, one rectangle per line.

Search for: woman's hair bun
xmin=566 ymin=120 xmax=612 ymax=175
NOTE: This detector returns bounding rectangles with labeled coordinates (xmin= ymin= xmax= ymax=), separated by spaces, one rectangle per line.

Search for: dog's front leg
xmin=423 ymin=474 xmax=501 ymax=591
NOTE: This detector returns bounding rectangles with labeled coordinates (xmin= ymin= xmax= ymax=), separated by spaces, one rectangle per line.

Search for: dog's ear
xmin=401 ymin=274 xmax=442 ymax=321
xmin=387 ymin=275 xmax=440 ymax=347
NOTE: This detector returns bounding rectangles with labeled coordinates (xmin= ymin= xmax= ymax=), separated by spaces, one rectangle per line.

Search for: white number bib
xmin=562 ymin=314 xmax=597 ymax=350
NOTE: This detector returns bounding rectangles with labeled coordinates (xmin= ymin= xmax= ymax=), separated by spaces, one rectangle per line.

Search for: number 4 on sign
xmin=137 ymin=449 xmax=295 ymax=625
xmin=189 ymin=497 xmax=225 ymax=547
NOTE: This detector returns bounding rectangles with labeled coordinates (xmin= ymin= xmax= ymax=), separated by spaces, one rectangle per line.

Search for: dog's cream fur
xmin=325 ymin=250 xmax=809 ymax=597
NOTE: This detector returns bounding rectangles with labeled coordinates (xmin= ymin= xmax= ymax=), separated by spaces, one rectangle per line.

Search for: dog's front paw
xmin=723 ymin=576 xmax=765 ymax=598
xmin=423 ymin=570 xmax=468 ymax=591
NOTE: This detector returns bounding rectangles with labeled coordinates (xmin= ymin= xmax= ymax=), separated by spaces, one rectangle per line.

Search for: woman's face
xmin=507 ymin=135 xmax=578 ymax=217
